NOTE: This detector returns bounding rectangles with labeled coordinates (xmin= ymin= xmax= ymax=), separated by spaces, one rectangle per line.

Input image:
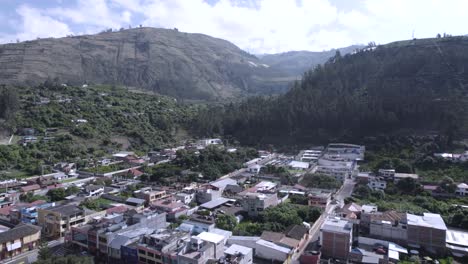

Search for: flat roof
xmin=407 ymin=213 xmax=447 ymax=230
xmin=211 ymin=178 xmax=237 ymax=189
xmin=256 ymin=239 xmax=291 ymax=254
xmin=225 ymin=244 xmax=252 ymax=256
xmin=394 ymin=173 xmax=419 ymax=179
xmin=200 ymin=198 xmax=231 ymax=209
xmin=321 ymin=218 xmax=352 ymax=234
xmin=197 ymin=232 xmax=224 ymax=244
xmin=288 ymin=161 xmax=309 ymax=169
xmin=447 ymin=229 xmax=468 ymax=247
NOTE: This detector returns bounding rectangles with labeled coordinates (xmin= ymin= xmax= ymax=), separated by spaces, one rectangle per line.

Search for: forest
xmin=193 ymin=37 xmax=468 ymax=147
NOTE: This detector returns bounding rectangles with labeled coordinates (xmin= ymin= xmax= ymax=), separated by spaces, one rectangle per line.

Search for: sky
xmin=0 ymin=0 xmax=467 ymax=54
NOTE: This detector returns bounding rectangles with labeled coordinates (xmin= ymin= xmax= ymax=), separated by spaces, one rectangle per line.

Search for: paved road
xmin=292 ymin=179 xmax=356 ymax=263
xmin=1 ymin=239 xmax=64 ymax=264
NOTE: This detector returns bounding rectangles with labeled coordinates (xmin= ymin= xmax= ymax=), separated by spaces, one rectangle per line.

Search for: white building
xmin=224 ymin=244 xmax=253 ymax=264
xmin=176 ymin=192 xmax=196 ymax=204
xmin=456 ymin=183 xmax=468 ymax=196
xmin=199 ymin=138 xmax=223 ymax=147
xmin=288 ymin=161 xmax=310 ymax=170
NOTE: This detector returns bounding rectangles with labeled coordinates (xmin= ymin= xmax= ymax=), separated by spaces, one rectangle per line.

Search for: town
xmin=0 ymin=139 xmax=465 ymax=264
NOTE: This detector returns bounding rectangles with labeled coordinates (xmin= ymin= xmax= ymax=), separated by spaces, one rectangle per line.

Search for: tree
xmin=38 ymin=240 xmax=51 ymax=261
xmin=439 ymin=176 xmax=457 ymax=193
xmin=396 ymin=177 xmax=421 ymax=194
xmin=46 ymin=188 xmax=66 ymax=201
xmin=216 ymin=214 xmax=237 ymax=231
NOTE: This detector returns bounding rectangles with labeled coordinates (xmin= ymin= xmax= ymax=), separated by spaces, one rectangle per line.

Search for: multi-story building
xmin=0 ymin=224 xmax=41 ymax=261
xmin=137 ymin=230 xmax=190 ymax=264
xmin=38 ymin=204 xmax=87 ymax=238
xmin=241 ymin=193 xmax=278 ymax=217
xmin=314 ymin=165 xmax=352 ymax=182
xmin=320 ymin=218 xmax=353 ymax=260
xmin=324 ymin=143 xmax=365 ymax=161
xmin=178 ymin=232 xmax=225 ymax=264
xmin=135 ymin=189 xmax=169 ymax=205
xmin=406 ymin=213 xmax=447 ymax=255
xmin=175 ymin=192 xmax=195 ymax=205
xmin=18 ymin=201 xmax=55 ymax=224
xmin=308 ymin=189 xmax=332 ymax=209
xmin=182 ymin=214 xmax=216 ymax=235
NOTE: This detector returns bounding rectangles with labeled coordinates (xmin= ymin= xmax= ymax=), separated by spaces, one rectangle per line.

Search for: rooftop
xmin=197 ymin=231 xmax=224 ymax=244
xmin=225 ymin=244 xmax=252 ymax=256
xmin=321 ymin=218 xmax=352 ymax=234
xmin=200 ymin=197 xmax=232 ymax=209
xmin=0 ymin=224 xmax=41 ymax=244
xmin=255 ymin=239 xmax=291 ymax=254
xmin=46 ymin=204 xmax=83 ymax=216
xmin=407 ymin=213 xmax=447 ymax=230
xmin=446 ymin=228 xmax=468 ymax=247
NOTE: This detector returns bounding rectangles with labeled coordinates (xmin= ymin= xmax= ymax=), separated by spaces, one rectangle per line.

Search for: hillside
xmin=0 ymin=83 xmax=194 ymax=176
xmin=194 ymin=37 xmax=468 ymax=146
xmin=0 ymin=27 xmax=288 ymax=101
xmin=258 ymin=45 xmax=363 ymax=77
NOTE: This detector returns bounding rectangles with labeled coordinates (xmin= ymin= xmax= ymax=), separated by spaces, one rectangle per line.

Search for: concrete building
xmin=176 ymin=192 xmax=195 ymax=205
xmin=0 ymin=224 xmax=41 ymax=261
xmin=241 ymin=192 xmax=278 ymax=217
xmin=135 ymin=189 xmax=169 ymax=205
xmin=406 ymin=213 xmax=447 ymax=255
xmin=320 ymin=218 xmax=353 ymax=260
xmin=224 ymin=244 xmax=253 ymax=264
xmin=137 ymin=230 xmax=190 ymax=264
xmin=83 ymin=185 xmax=104 ymax=198
xmin=308 ymin=189 xmax=332 ymax=209
xmin=178 ymin=232 xmax=225 ymax=264
xmin=182 ymin=214 xmax=216 ymax=235
xmin=38 ymin=204 xmax=87 ymax=238
xmin=367 ymin=177 xmax=387 ymax=191
xmin=456 ymin=183 xmax=468 ymax=196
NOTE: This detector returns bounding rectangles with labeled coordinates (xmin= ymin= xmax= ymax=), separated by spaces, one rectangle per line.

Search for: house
xmin=378 ymin=169 xmax=395 ymax=180
xmin=175 ymin=192 xmax=195 ymax=205
xmin=20 ymin=184 xmax=41 ymax=194
xmin=0 ymin=224 xmax=41 ymax=261
xmin=82 ymin=185 xmax=104 ymax=198
xmin=126 ymin=198 xmax=146 ymax=208
xmin=247 ymin=164 xmax=262 ymax=174
xmin=260 ymin=231 xmax=300 ymax=250
xmin=241 ymin=192 xmax=278 ymax=217
xmin=367 ymin=177 xmax=387 ymax=191
xmin=320 ymin=218 xmax=353 ymax=260
xmin=182 ymin=214 xmax=216 ymax=235
xmin=298 ymin=149 xmax=322 ymax=162
xmin=324 ymin=143 xmax=365 ymax=161
xmin=456 ymin=183 xmax=468 ymax=196
xmin=198 ymin=138 xmax=223 ymax=147
xmin=152 ymin=198 xmax=188 ymax=220
xmin=308 ymin=189 xmax=332 ymax=209
xmin=288 ymin=161 xmax=310 ymax=170
xmin=284 ymin=224 xmax=309 ymax=249
xmin=393 ymin=173 xmax=419 ymax=183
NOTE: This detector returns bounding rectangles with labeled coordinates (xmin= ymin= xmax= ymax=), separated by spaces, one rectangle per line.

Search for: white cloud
xmin=0 ymin=5 xmax=72 ymax=43
xmin=1 ymin=0 xmax=468 ymax=53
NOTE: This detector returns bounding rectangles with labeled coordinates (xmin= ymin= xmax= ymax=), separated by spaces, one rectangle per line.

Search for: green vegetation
xmin=300 ymin=174 xmax=341 ymax=189
xmin=0 ymin=83 xmax=196 ymax=177
xmin=143 ymin=146 xmax=258 ymax=182
xmin=19 ymin=192 xmax=48 ymax=203
xmin=234 ymin=203 xmax=321 ymax=235
xmin=215 ymin=214 xmax=238 ymax=231
xmin=193 ymin=38 xmax=468 ymax=146
xmin=46 ymin=186 xmax=80 ymax=201
xmin=80 ymin=198 xmax=113 ymax=210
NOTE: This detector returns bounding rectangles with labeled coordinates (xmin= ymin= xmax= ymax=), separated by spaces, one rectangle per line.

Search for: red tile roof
xmin=20 ymin=184 xmax=41 ymax=193
xmin=129 ymin=169 xmax=144 ymax=177
xmin=0 ymin=206 xmax=13 ymax=216
xmin=106 ymin=205 xmax=129 ymax=214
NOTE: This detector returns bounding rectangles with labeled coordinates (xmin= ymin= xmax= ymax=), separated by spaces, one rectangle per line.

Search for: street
xmin=1 ymin=239 xmax=64 ymax=264
xmin=292 ymin=178 xmax=356 ymax=262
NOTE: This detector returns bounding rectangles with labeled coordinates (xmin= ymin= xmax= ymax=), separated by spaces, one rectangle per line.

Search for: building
xmin=298 ymin=149 xmax=322 ymax=162
xmin=198 ymin=138 xmax=223 ymax=147
xmin=378 ymin=169 xmax=395 ymax=180
xmin=135 ymin=189 xmax=169 ymax=205
xmin=367 ymin=177 xmax=387 ymax=191
xmin=137 ymin=230 xmax=190 ymax=264
xmin=324 ymin=143 xmax=365 ymax=161
xmin=17 ymin=201 xmax=55 ymax=225
xmin=224 ymin=244 xmax=253 ymax=264
xmin=394 ymin=173 xmax=419 ymax=183
xmin=83 ymin=185 xmax=104 ymax=198
xmin=446 ymin=228 xmax=468 ymax=257
xmin=288 ymin=161 xmax=310 ymax=171
xmin=308 ymin=189 xmax=332 ymax=209
xmin=456 ymin=183 xmax=468 ymax=196
xmin=406 ymin=213 xmax=447 ymax=255
xmin=38 ymin=204 xmax=87 ymax=238
xmin=314 ymin=165 xmax=352 ymax=182
xmin=241 ymin=193 xmax=278 ymax=217
xmin=320 ymin=218 xmax=353 ymax=260
xmin=0 ymin=224 xmax=41 ymax=261
xmin=152 ymin=198 xmax=188 ymax=220
xmin=175 ymin=192 xmax=195 ymax=205
xmin=182 ymin=214 xmax=216 ymax=235
xmin=178 ymin=232 xmax=225 ymax=264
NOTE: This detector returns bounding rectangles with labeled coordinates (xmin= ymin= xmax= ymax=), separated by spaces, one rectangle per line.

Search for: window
xmin=139 ymin=249 xmax=146 ymax=255
xmin=148 ymin=252 xmax=154 ymax=257
xmin=139 ymin=256 xmax=147 ymax=263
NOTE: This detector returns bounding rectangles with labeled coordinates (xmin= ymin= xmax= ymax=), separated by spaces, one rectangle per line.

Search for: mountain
xmin=258 ymin=45 xmax=363 ymax=77
xmin=0 ymin=27 xmax=287 ymax=101
xmin=193 ymin=37 xmax=468 ymax=146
